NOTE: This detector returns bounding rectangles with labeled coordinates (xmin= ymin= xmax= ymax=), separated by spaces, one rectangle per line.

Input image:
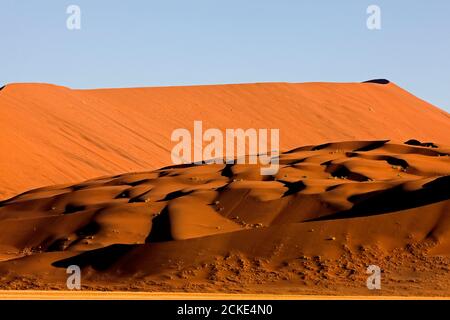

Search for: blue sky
xmin=1 ymin=0 xmax=449 ymax=111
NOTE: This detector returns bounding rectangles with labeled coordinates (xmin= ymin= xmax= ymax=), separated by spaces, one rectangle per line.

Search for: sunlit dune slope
xmin=1 ymin=81 xmax=449 ymax=199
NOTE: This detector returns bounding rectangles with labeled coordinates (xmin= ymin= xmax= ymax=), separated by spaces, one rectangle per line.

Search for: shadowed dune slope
xmin=1 ymin=81 xmax=450 ymax=199
xmin=0 ymin=140 xmax=449 ymax=295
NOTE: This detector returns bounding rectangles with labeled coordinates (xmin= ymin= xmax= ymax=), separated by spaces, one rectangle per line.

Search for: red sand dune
xmin=0 ymin=140 xmax=449 ymax=295
xmin=1 ymin=80 xmax=449 ymax=199
xmin=0 ymin=80 xmax=449 ymax=296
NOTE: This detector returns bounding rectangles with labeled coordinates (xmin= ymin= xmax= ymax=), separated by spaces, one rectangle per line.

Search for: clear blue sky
xmin=1 ymin=0 xmax=449 ymax=111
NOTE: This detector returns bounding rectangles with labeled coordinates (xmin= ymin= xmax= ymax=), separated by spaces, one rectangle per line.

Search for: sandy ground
xmin=1 ymin=80 xmax=449 ymax=199
xmin=0 ymin=80 xmax=449 ymax=296
xmin=0 ymin=140 xmax=449 ymax=296
xmin=0 ymin=290 xmax=448 ymax=300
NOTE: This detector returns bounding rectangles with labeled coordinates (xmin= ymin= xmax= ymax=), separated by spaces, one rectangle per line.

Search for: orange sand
xmin=1 ymin=81 xmax=449 ymax=199
xmin=0 ymin=140 xmax=449 ymax=296
xmin=0 ymin=81 xmax=449 ymax=296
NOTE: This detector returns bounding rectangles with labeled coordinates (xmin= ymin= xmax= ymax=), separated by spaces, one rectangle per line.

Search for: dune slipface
xmin=0 ymin=140 xmax=449 ymax=295
xmin=1 ymin=81 xmax=450 ymax=199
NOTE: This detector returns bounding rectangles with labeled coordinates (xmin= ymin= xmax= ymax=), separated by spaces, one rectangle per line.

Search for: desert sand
xmin=1 ymin=80 xmax=449 ymax=199
xmin=0 ymin=80 xmax=449 ymax=297
xmin=0 ymin=140 xmax=449 ymax=296
xmin=0 ymin=290 xmax=448 ymax=300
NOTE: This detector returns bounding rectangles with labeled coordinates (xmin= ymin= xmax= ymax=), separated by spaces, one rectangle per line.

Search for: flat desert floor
xmin=1 ymin=290 xmax=449 ymax=300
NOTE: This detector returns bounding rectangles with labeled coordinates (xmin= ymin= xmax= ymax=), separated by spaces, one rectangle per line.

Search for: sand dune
xmin=0 ymin=140 xmax=449 ymax=295
xmin=1 ymin=80 xmax=449 ymax=199
xmin=1 ymin=81 xmax=449 ymax=296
